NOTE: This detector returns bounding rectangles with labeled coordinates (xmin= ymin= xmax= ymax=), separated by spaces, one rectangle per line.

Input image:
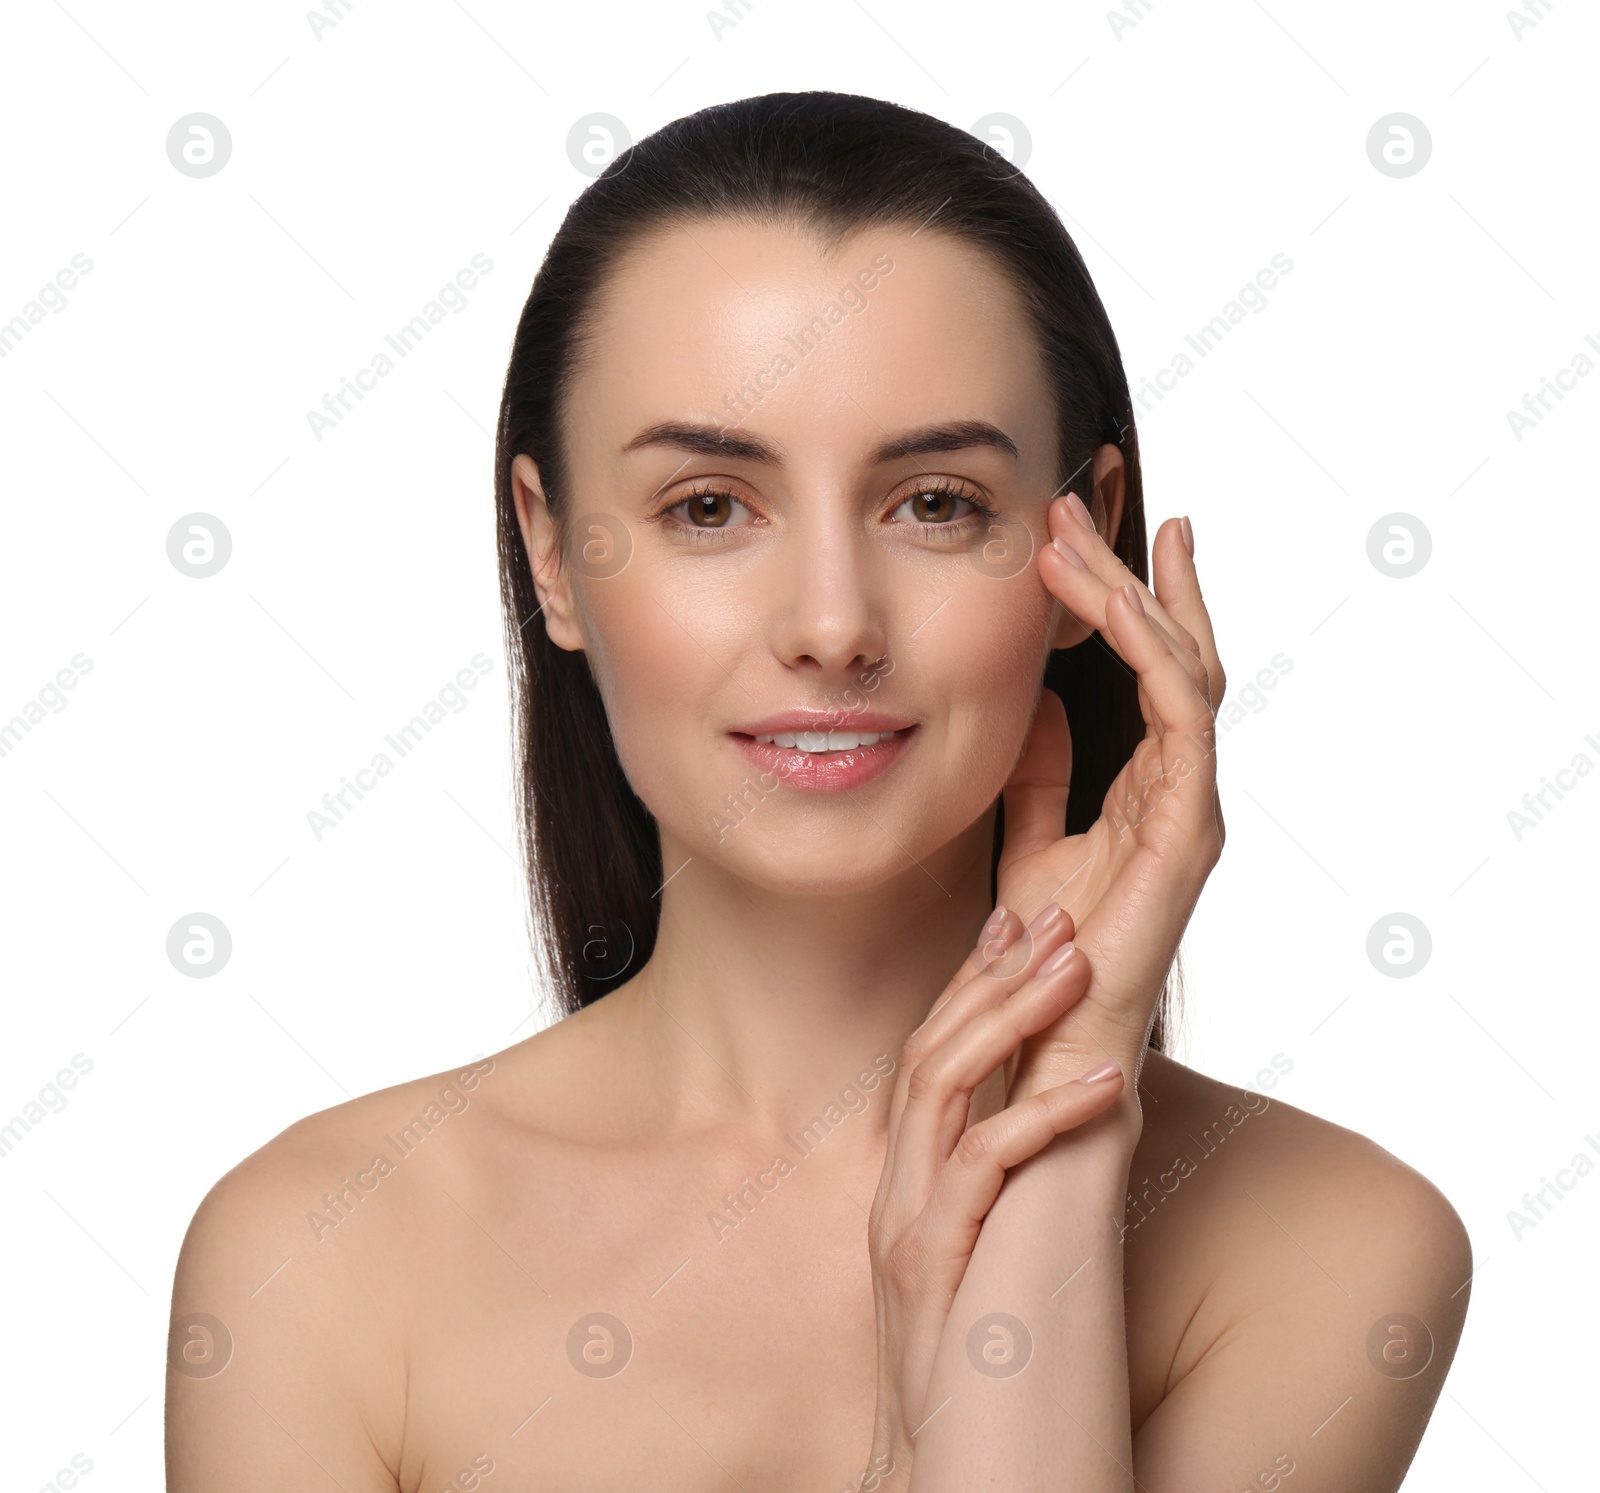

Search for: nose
xmin=767 ymin=504 xmax=889 ymax=680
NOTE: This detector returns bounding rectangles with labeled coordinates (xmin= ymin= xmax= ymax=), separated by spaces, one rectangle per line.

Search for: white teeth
xmin=754 ymin=729 xmax=899 ymax=752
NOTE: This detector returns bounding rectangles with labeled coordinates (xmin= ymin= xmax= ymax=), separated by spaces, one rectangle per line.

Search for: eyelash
xmin=654 ymin=481 xmax=1002 ymax=544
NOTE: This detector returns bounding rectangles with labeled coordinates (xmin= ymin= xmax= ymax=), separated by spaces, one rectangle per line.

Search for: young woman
xmin=167 ymin=92 xmax=1471 ymax=1492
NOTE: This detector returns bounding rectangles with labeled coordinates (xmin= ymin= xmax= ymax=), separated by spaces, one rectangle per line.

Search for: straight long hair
xmin=494 ymin=91 xmax=1182 ymax=1052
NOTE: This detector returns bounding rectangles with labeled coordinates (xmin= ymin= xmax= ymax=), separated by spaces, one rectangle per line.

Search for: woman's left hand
xmin=994 ymin=494 xmax=1227 ymax=1131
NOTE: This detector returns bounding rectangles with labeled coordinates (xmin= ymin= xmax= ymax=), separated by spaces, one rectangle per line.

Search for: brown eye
xmin=890 ymin=483 xmax=994 ymax=528
xmin=686 ymin=490 xmax=735 ymax=527
xmin=907 ymin=489 xmax=960 ymax=522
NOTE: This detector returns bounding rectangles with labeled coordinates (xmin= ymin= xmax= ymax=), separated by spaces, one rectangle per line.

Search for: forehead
xmin=566 ymin=217 xmax=1055 ymax=464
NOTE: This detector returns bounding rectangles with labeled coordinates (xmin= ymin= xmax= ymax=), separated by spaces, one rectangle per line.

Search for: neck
xmin=613 ymin=808 xmax=998 ymax=1146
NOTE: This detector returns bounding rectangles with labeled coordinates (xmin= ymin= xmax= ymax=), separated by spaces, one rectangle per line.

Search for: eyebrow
xmin=621 ymin=418 xmax=1020 ymax=467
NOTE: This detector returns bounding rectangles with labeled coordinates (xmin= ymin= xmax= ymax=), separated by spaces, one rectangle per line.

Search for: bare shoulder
xmin=1126 ymin=1049 xmax=1473 ymax=1484
xmin=167 ymin=1054 xmax=501 ymax=1491
xmin=178 ymin=1051 xmax=501 ymax=1254
xmin=1135 ymin=1047 xmax=1473 ymax=1288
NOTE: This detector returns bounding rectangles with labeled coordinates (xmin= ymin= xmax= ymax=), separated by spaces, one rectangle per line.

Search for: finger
xmin=1101 ymin=583 xmax=1215 ymax=753
xmin=1151 ymin=514 xmax=1226 ymax=713
xmin=881 ymin=903 xmax=1067 ymax=1191
xmin=887 ymin=942 xmax=1093 ymax=1219
xmin=898 ymin=903 xmax=1073 ymax=1090
xmin=896 ymin=1065 xmax=1125 ymax=1281
xmin=1044 ymin=496 xmax=1213 ymax=708
xmin=880 ymin=904 xmax=1026 ymax=1189
xmin=1047 ymin=493 xmax=1190 ymax=653
xmin=997 ymin=687 xmax=1072 ymax=874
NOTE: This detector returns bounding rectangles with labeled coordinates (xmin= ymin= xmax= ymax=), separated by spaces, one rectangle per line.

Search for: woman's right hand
xmin=860 ymin=902 xmax=1128 ymax=1491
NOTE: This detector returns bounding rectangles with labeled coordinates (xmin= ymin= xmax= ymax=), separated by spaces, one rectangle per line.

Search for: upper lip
xmin=731 ymin=710 xmax=916 ymax=736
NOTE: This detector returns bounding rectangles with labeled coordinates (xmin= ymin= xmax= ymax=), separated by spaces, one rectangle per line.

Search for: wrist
xmin=1017 ymin=1098 xmax=1142 ymax=1183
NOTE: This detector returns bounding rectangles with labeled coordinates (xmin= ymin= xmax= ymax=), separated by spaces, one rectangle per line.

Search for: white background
xmin=1 ymin=0 xmax=1594 ymax=1487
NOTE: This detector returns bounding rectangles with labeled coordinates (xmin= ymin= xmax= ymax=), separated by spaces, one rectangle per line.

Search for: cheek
xmin=929 ymin=570 xmax=1058 ymax=756
xmin=569 ymin=570 xmax=738 ymax=811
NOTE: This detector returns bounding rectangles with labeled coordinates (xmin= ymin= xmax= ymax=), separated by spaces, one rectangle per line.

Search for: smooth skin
xmin=167 ymin=219 xmax=1471 ymax=1492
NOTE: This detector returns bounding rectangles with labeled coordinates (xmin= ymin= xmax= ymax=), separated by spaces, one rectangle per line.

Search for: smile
xmin=752 ymin=729 xmax=903 ymax=752
xmin=729 ymin=725 xmax=916 ymax=794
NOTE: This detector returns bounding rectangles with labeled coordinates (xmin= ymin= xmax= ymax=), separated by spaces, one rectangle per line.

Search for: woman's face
xmin=513 ymin=217 xmax=1094 ymax=896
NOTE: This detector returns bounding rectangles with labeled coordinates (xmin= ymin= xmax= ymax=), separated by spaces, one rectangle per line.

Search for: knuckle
xmin=904 ymin=1055 xmax=945 ymax=1103
xmin=953 ymin=1122 xmax=998 ymax=1169
xmin=899 ymin=1031 xmax=932 ymax=1071
xmin=882 ymin=1235 xmax=928 ymax=1294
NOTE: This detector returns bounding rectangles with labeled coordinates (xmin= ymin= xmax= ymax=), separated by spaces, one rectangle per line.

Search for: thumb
xmin=998 ymin=687 xmax=1072 ymax=875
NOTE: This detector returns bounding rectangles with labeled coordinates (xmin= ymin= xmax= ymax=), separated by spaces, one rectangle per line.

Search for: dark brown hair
xmin=494 ymin=90 xmax=1181 ymax=1052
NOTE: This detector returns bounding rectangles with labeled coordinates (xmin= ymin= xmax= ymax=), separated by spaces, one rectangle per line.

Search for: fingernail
xmin=1026 ymin=902 xmax=1067 ymax=940
xmin=1039 ymin=940 xmax=1076 ymax=974
xmin=1079 ymin=1060 xmax=1120 ymax=1083
xmin=1179 ymin=514 xmax=1195 ymax=558
xmin=1052 ymin=536 xmax=1088 ymax=570
xmin=978 ymin=907 xmax=1021 ymax=961
xmin=972 ymin=896 xmax=1011 ymax=953
xmin=1064 ymin=491 xmax=1096 ymax=532
xmin=1121 ymin=583 xmax=1144 ymax=617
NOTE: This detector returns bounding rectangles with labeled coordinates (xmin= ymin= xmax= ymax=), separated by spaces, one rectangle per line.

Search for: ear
xmin=511 ymin=454 xmax=587 ymax=653
xmin=1048 ymin=442 xmax=1127 ymax=650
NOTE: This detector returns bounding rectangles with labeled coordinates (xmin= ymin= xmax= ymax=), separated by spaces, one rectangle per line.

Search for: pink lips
xmin=727 ymin=713 xmax=917 ymax=795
